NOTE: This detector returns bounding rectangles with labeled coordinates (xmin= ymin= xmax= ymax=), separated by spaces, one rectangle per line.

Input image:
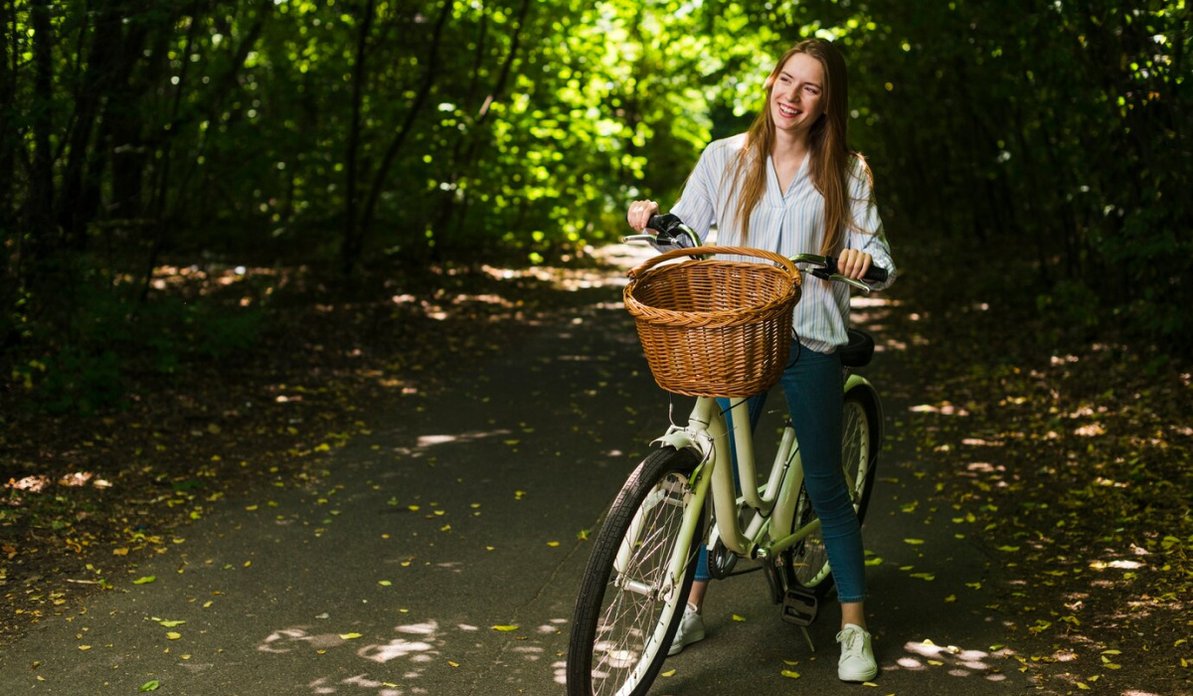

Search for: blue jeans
xmin=693 ymin=345 xmax=866 ymax=603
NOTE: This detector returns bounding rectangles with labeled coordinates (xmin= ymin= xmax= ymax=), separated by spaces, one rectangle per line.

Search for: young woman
xmin=626 ymin=38 xmax=896 ymax=683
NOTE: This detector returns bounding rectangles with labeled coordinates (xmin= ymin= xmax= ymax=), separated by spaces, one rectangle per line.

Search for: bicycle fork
xmin=611 ymin=455 xmax=712 ymax=600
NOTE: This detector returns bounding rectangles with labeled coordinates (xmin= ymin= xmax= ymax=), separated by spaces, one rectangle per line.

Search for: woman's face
xmin=769 ymin=52 xmax=825 ymax=135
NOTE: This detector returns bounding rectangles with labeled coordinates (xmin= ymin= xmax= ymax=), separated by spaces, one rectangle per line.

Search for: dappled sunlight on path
xmin=252 ymin=615 xmax=571 ymax=695
xmin=891 ymin=638 xmax=1009 ymax=682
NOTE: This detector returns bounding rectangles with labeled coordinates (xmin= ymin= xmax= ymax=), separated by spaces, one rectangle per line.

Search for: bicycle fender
xmin=843 ymin=375 xmax=885 ymax=450
xmin=651 ymin=430 xmax=709 ymax=458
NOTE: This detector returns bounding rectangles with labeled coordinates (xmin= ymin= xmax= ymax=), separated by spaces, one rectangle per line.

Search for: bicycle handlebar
xmin=645 ymin=214 xmax=701 ymax=250
xmin=623 ymin=212 xmax=889 ymax=290
xmin=791 ymin=253 xmax=889 ymax=284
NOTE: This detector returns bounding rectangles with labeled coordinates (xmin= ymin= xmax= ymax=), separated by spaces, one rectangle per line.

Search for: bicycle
xmin=566 ymin=215 xmax=889 ymax=696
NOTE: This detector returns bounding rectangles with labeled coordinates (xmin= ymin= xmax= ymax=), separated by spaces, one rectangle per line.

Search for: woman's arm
xmin=843 ymin=155 xmax=896 ymax=289
xmin=652 ymin=142 xmax=723 ymax=243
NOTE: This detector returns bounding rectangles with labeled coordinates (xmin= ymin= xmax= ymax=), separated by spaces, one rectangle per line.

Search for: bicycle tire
xmin=783 ymin=390 xmax=880 ymax=596
xmin=567 ymin=447 xmax=703 ymax=696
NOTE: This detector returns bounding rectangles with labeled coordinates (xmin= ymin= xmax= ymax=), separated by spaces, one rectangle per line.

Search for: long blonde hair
xmin=732 ymin=39 xmax=864 ymax=255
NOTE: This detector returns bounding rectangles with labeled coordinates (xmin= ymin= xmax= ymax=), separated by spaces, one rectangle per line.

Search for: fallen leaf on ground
xmin=154 ymin=618 xmax=186 ymax=628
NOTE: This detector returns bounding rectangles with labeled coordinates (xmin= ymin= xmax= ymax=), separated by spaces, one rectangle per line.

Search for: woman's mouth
xmin=777 ymin=102 xmax=801 ymax=119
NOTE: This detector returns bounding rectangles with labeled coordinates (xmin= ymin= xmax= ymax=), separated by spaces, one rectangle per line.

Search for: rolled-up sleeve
xmin=846 ymin=157 xmax=896 ymax=290
xmin=670 ymin=144 xmax=721 ymax=243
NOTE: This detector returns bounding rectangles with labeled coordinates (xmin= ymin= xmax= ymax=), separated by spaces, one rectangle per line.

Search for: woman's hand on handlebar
xmin=836 ymin=248 xmax=873 ymax=281
xmin=627 ymin=199 xmax=660 ymax=232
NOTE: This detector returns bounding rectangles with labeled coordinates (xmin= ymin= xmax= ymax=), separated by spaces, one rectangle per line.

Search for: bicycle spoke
xmin=588 ymin=472 xmax=692 ymax=695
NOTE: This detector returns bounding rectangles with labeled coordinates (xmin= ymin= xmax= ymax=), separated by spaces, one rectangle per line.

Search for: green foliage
xmin=25 ymin=346 xmax=123 ymax=416
xmin=798 ymin=0 xmax=1192 ymax=348
xmin=196 ymin=303 xmax=265 ymax=360
xmin=137 ymin=295 xmax=265 ymax=368
xmin=1 ymin=0 xmax=1191 ymax=405
xmin=1036 ymin=280 xmax=1102 ymax=340
xmin=11 ymin=278 xmax=264 ymax=414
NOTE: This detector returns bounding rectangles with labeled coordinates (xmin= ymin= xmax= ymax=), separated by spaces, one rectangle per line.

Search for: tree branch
xmin=352 ymin=0 xmax=454 ymax=269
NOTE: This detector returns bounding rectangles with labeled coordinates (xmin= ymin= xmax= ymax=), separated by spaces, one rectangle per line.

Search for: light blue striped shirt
xmin=671 ymin=133 xmax=896 ymax=354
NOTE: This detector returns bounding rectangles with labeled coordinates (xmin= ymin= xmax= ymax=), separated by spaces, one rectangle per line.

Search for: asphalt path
xmin=0 ymin=245 xmax=1033 ymax=695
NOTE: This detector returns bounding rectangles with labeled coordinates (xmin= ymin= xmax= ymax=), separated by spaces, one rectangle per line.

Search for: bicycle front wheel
xmin=784 ymin=390 xmax=879 ymax=594
xmin=567 ymin=447 xmax=703 ymax=696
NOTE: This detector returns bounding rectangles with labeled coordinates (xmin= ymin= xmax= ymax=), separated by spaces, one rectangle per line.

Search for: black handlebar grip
xmin=824 ymin=257 xmax=888 ymax=284
xmin=864 ymin=265 xmax=888 ymax=283
xmin=647 ymin=214 xmax=682 ymax=234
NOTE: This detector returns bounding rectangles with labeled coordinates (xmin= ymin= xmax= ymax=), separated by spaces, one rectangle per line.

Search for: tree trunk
xmin=341 ymin=0 xmax=377 ymax=277
xmin=0 ymin=0 xmax=15 ymax=316
xmin=25 ymin=0 xmax=56 ymax=271
xmin=94 ymin=1 xmax=165 ymax=222
xmin=169 ymin=1 xmax=271 ymax=222
xmin=0 ymin=0 xmax=14 ymax=234
xmin=353 ymin=0 xmax=454 ymax=271
xmin=140 ymin=7 xmax=202 ymax=301
xmin=56 ymin=0 xmax=127 ymax=248
xmin=428 ymin=0 xmax=531 ymax=255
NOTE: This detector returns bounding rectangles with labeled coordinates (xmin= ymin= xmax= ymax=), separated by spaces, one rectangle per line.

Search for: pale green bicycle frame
xmin=644 ymin=371 xmax=872 ymax=592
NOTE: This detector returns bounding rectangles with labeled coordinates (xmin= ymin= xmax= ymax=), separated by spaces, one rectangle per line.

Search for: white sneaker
xmin=836 ymin=623 xmax=878 ymax=682
xmin=667 ymin=603 xmax=706 ymax=656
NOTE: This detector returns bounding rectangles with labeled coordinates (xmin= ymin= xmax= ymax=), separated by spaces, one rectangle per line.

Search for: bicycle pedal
xmin=781 ymin=586 xmax=818 ymax=626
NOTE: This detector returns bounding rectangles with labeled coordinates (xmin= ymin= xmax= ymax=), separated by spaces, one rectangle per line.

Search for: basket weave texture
xmin=623 ymin=246 xmax=802 ymax=397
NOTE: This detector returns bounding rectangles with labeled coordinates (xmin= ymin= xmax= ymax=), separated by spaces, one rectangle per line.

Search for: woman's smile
xmin=769 ymin=52 xmax=824 ymax=132
xmin=776 ymin=102 xmax=801 ymax=119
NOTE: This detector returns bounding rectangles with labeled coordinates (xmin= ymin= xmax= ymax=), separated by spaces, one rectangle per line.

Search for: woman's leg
xmin=778 ymin=347 xmax=867 ymax=624
xmin=780 ymin=346 xmax=876 ymax=681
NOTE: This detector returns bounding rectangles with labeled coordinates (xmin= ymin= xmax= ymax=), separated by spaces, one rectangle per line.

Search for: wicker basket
xmin=624 ymin=246 xmax=802 ymax=397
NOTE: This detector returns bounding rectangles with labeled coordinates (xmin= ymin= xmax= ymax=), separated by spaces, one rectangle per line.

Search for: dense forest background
xmin=1 ymin=0 xmax=1189 ymax=412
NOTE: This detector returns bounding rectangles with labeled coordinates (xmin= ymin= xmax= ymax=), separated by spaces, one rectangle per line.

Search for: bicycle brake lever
xmin=811 ymin=269 xmax=872 ymax=295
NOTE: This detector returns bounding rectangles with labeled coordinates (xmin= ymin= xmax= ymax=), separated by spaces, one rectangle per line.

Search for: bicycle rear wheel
xmin=567 ymin=447 xmax=703 ymax=696
xmin=783 ymin=390 xmax=879 ymax=595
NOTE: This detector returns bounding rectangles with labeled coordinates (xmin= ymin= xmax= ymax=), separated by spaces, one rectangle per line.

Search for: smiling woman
xmin=621 ymin=37 xmax=896 ymax=686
